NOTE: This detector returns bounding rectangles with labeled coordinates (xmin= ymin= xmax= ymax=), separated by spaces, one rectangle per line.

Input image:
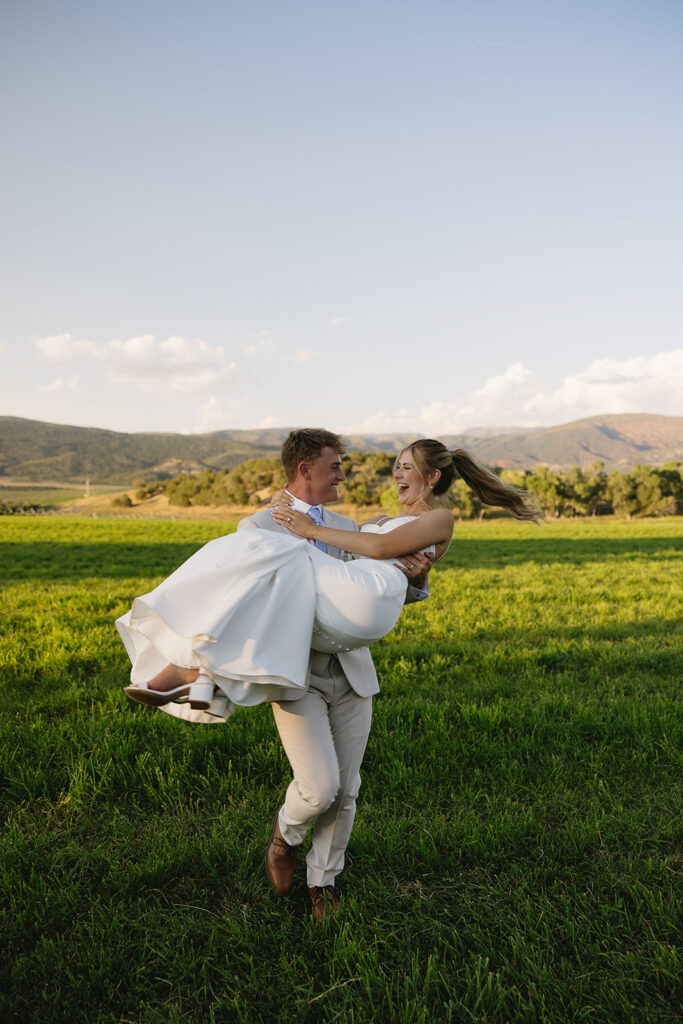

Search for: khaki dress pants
xmin=271 ymin=651 xmax=373 ymax=888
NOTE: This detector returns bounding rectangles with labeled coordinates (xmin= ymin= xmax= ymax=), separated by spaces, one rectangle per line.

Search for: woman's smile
xmin=394 ymin=450 xmax=427 ymax=506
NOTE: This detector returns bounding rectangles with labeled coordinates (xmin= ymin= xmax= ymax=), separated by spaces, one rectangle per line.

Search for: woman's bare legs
xmin=147 ymin=664 xmax=200 ymax=692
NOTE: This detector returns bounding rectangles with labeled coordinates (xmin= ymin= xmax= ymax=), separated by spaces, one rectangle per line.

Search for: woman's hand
xmin=267 ymin=489 xmax=293 ymax=509
xmin=271 ymin=507 xmax=316 ymax=539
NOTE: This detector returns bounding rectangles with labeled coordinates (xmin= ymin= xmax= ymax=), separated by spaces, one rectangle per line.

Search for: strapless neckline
xmin=359 ymin=515 xmax=436 ymax=558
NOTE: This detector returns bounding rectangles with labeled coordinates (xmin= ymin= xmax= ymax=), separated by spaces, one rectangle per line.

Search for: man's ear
xmin=299 ymin=461 xmax=311 ymax=480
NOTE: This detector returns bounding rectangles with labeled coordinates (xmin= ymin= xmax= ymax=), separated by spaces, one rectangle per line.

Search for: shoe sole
xmin=124 ymin=688 xmax=210 ymax=711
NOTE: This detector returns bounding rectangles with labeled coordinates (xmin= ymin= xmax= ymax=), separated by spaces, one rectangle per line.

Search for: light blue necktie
xmin=306 ymin=506 xmax=328 ymax=553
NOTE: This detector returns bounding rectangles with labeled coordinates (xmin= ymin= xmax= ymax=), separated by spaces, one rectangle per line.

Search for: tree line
xmin=127 ymin=453 xmax=683 ymax=519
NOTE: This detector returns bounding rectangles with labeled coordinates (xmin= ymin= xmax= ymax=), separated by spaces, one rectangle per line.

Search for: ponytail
xmin=407 ymin=439 xmax=541 ymax=523
xmin=450 ymin=449 xmax=540 ymax=523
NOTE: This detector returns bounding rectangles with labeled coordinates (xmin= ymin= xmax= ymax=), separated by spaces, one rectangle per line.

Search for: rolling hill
xmin=440 ymin=414 xmax=683 ymax=471
xmin=0 ymin=417 xmax=279 ymax=484
xmin=0 ymin=413 xmax=681 ymax=484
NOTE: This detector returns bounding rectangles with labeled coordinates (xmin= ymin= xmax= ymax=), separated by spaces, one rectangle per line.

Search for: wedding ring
xmin=287 ymin=516 xmax=292 ymax=522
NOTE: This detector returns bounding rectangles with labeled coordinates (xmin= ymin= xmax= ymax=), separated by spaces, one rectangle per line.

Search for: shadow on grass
xmin=2 ymin=615 xmax=678 ymax=701
xmin=1 ymin=534 xmax=682 ymax=582
xmin=439 ymin=534 xmax=683 ymax=570
xmin=0 ymin=542 xmax=207 ymax=581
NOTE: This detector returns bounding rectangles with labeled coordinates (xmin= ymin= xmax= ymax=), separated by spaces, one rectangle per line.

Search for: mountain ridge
xmin=0 ymin=413 xmax=681 ymax=484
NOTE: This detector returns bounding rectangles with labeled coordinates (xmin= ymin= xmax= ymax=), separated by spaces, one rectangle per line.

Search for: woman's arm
xmin=267 ymin=491 xmax=388 ymax=529
xmin=270 ymin=507 xmax=453 ymax=558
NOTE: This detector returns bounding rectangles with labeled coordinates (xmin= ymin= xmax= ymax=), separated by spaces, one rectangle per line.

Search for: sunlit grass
xmin=0 ymin=483 xmax=120 ymax=506
xmin=1 ymin=516 xmax=681 ymax=1023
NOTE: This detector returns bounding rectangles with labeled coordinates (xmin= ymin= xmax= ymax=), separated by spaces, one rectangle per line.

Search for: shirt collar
xmin=285 ymin=490 xmax=323 ymax=517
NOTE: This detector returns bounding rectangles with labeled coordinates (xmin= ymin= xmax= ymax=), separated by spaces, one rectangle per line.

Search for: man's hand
xmin=393 ymin=550 xmax=434 ymax=589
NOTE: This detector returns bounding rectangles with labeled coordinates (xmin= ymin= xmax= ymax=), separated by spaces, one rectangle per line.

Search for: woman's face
xmin=394 ymin=449 xmax=429 ymax=505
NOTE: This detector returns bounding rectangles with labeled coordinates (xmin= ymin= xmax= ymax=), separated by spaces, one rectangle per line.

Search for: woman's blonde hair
xmin=403 ymin=439 xmax=540 ymax=522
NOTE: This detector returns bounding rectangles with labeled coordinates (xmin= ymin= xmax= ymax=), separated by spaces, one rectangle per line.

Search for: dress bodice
xmin=359 ymin=516 xmax=436 ymax=558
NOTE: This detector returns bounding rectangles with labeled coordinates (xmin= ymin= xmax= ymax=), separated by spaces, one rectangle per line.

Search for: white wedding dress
xmin=116 ymin=516 xmax=433 ymax=725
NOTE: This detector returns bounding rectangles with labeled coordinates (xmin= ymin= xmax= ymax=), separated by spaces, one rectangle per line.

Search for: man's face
xmin=304 ymin=447 xmax=346 ymax=504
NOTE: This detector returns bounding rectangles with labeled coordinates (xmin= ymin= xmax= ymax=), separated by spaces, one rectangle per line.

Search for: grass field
xmin=1 ymin=515 xmax=681 ymax=1024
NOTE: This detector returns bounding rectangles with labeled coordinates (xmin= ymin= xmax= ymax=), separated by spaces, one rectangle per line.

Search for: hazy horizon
xmin=3 ymin=408 xmax=679 ymax=441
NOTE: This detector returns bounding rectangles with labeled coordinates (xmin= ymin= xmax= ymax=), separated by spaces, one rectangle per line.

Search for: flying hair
xmin=404 ymin=439 xmax=541 ymax=523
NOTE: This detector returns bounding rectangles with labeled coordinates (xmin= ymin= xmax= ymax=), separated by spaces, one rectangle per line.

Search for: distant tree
xmin=379 ymin=485 xmax=401 ymax=515
xmin=607 ymin=471 xmax=640 ymax=518
xmin=133 ymin=477 xmax=165 ymax=501
xmin=362 ymin=451 xmax=395 ymax=479
xmin=633 ymin=466 xmax=664 ymax=516
xmin=230 ymin=458 xmax=284 ymax=501
xmin=527 ymin=465 xmax=565 ymax=517
xmin=112 ymin=493 xmax=133 ymax=508
xmin=229 ymin=482 xmax=249 ymax=506
xmin=340 ymin=451 xmax=395 ymax=505
xmin=192 ymin=487 xmax=214 ymax=506
xmin=166 ymin=475 xmax=198 ymax=507
xmin=449 ymin=478 xmax=476 ymax=520
xmin=583 ymin=462 xmax=610 ymax=515
xmin=605 ymin=465 xmax=679 ymax=518
xmin=500 ymin=469 xmax=530 ymax=490
xmin=656 ymin=463 xmax=683 ymax=513
xmin=557 ymin=465 xmax=609 ymax=516
xmin=156 ymin=449 xmax=680 ymax=519
xmin=344 ymin=479 xmax=373 ymax=506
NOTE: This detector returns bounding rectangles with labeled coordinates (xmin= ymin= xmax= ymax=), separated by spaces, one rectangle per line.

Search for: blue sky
xmin=1 ymin=0 xmax=681 ymax=436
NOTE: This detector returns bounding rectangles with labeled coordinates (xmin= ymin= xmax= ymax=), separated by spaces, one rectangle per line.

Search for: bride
xmin=116 ymin=438 xmax=538 ymax=724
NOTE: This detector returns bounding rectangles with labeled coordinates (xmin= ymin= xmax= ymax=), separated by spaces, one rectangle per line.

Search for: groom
xmin=237 ymin=428 xmax=432 ymax=921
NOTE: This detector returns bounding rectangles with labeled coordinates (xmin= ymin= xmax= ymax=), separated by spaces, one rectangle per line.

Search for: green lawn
xmin=1 ymin=516 xmax=681 ymax=1023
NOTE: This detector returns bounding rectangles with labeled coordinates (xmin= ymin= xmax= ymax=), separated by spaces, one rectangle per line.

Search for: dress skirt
xmin=115 ymin=530 xmax=407 ymax=725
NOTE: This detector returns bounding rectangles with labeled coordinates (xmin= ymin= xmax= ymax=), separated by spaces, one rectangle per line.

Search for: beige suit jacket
xmin=237 ymin=506 xmax=380 ymax=697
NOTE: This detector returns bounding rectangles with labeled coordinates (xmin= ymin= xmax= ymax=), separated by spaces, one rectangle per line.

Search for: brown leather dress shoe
xmin=265 ymin=812 xmax=299 ymax=895
xmin=308 ymin=884 xmax=340 ymax=923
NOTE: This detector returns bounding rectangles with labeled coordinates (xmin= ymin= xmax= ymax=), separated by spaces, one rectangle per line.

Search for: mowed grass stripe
xmin=1 ymin=516 xmax=681 ymax=1023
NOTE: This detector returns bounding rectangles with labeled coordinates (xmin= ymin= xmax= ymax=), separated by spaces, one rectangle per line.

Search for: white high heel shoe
xmin=125 ymin=670 xmax=215 ymax=710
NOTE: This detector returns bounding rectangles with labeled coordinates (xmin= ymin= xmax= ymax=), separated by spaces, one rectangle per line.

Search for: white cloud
xmin=243 ymin=333 xmax=276 ymax=356
xmin=39 ymin=375 xmax=80 ymax=393
xmin=35 ymin=334 xmax=100 ymax=362
xmin=282 ymin=350 xmax=316 ymax=364
xmin=34 ymin=332 xmax=235 ymax=395
xmin=345 ymin=347 xmax=683 ymax=435
xmin=186 ymin=396 xmax=248 ymax=434
xmin=192 ymin=397 xmax=227 ymax=434
xmin=328 ymin=316 xmax=347 ymax=327
xmin=523 ymin=348 xmax=683 ymax=420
